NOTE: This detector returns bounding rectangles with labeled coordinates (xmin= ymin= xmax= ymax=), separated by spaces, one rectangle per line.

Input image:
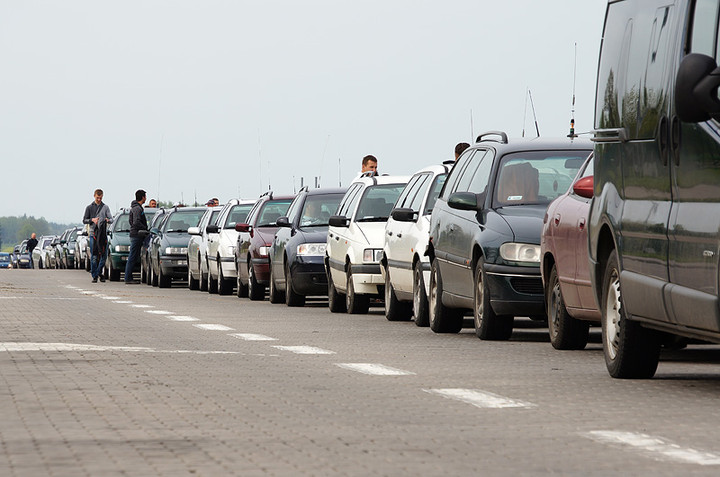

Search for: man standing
xmin=147 ymin=198 xmax=157 ymax=208
xmin=83 ymin=189 xmax=113 ymax=283
xmin=125 ymin=189 xmax=148 ymax=284
xmin=361 ymin=155 xmax=378 ymax=175
xmin=454 ymin=142 xmax=470 ymax=161
xmin=26 ymin=233 xmax=38 ymax=268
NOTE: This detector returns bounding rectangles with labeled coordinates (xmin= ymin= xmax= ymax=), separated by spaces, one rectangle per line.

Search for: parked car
xmin=426 ymin=131 xmax=592 ymax=338
xmin=206 ymin=199 xmax=256 ymax=295
xmin=74 ymin=227 xmax=89 ymax=270
xmin=16 ymin=240 xmax=31 ymax=269
xmin=59 ymin=227 xmax=82 ymax=269
xmin=187 ymin=206 xmax=223 ymax=291
xmin=10 ymin=247 xmax=19 ymax=268
xmin=235 ymin=192 xmax=295 ymax=300
xmin=32 ymin=235 xmax=56 ymax=269
xmin=52 ymin=229 xmax=72 ymax=269
xmin=541 ymin=153 xmax=598 ymax=350
xmin=381 ymin=163 xmax=451 ymax=324
xmin=588 ymin=0 xmax=720 ymax=378
xmin=149 ymin=207 xmax=206 ymax=288
xmin=0 ymin=252 xmax=11 ymax=269
xmin=268 ymin=186 xmax=346 ymax=306
xmin=142 ymin=208 xmax=170 ymax=284
xmin=326 ymin=173 xmax=410 ymax=314
xmin=104 ymin=209 xmax=157 ymax=281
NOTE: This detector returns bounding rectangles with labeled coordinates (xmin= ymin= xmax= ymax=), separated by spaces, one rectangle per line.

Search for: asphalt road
xmin=2 ymin=270 xmax=720 ymax=476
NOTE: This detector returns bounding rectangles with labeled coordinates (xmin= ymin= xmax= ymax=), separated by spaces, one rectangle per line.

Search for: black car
xmin=60 ymin=227 xmax=82 ymax=269
xmin=15 ymin=240 xmax=31 ymax=269
xmin=142 ymin=208 xmax=170 ymax=284
xmin=149 ymin=207 xmax=206 ymax=288
xmin=427 ymin=131 xmax=592 ymax=339
xmin=268 ymin=186 xmax=346 ymax=306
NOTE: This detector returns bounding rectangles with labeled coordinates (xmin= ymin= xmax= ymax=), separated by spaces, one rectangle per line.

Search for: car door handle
xmin=396 ymin=233 xmax=402 ymax=238
xmin=578 ymin=217 xmax=586 ymax=230
xmin=329 ymin=233 xmax=333 ymax=238
xmin=554 ymin=214 xmax=561 ymax=226
xmin=387 ymin=231 xmax=393 ymax=236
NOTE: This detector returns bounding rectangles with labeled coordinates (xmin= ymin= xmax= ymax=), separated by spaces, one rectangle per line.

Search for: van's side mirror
xmin=390 ymin=208 xmax=417 ymax=222
xmin=276 ymin=216 xmax=291 ymax=227
xmin=573 ymin=175 xmax=594 ymax=199
xmin=676 ymin=53 xmax=720 ymax=123
xmin=328 ymin=216 xmax=350 ymax=228
xmin=448 ymin=192 xmax=483 ymax=211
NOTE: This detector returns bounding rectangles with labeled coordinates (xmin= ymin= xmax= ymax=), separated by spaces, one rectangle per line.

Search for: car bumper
xmin=289 ymin=258 xmax=328 ymax=295
xmin=349 ymin=263 xmax=383 ymax=295
xmin=484 ymin=263 xmax=545 ymax=316
xmin=220 ymin=256 xmax=237 ymax=279
xmin=251 ymin=257 xmax=270 ymax=284
xmin=160 ymin=257 xmax=188 ymax=278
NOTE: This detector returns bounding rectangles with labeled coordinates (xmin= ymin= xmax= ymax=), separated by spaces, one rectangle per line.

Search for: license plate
xmin=177 ymin=260 xmax=187 ymax=266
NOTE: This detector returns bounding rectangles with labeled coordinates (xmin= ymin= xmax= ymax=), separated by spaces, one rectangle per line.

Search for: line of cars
xmin=5 ymin=226 xmax=85 ymax=270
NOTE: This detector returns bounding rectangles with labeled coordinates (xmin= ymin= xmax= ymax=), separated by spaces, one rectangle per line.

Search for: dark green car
xmin=105 ymin=208 xmax=157 ymax=281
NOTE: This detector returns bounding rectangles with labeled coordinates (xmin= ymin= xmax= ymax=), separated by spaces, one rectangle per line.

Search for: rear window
xmin=355 ymin=184 xmax=406 ymax=222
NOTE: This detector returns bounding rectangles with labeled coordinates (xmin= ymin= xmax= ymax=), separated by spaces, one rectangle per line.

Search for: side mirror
xmin=573 ymin=175 xmax=594 ymax=199
xmin=448 ymin=192 xmax=482 ymax=211
xmin=150 ymin=227 xmax=160 ymax=235
xmin=676 ymin=53 xmax=720 ymax=122
xmin=206 ymin=224 xmax=220 ymax=234
xmin=188 ymin=226 xmax=201 ymax=236
xmin=390 ymin=208 xmax=417 ymax=222
xmin=276 ymin=216 xmax=291 ymax=227
xmin=328 ymin=215 xmax=350 ymax=228
xmin=235 ymin=223 xmax=251 ymax=233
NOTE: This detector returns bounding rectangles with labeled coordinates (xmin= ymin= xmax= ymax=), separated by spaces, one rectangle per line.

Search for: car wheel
xmin=151 ymin=260 xmax=159 ymax=287
xmin=429 ymin=259 xmax=463 ymax=333
xmin=236 ymin=261 xmax=249 ymax=298
xmin=474 ymin=258 xmax=513 ymax=340
xmin=327 ymin=269 xmax=346 ymax=313
xmin=158 ymin=264 xmax=171 ymax=288
xmin=285 ymin=261 xmax=305 ymax=307
xmin=248 ymin=261 xmax=265 ymax=301
xmin=188 ymin=260 xmax=199 ymax=290
xmin=546 ymin=264 xmax=589 ymax=350
xmin=85 ymin=256 xmax=90 ymax=271
xmin=601 ymin=250 xmax=661 ymax=378
xmin=199 ymin=256 xmax=209 ymax=292
xmin=207 ymin=261 xmax=218 ymax=294
xmin=218 ymin=260 xmax=233 ymax=295
xmin=38 ymin=259 xmax=43 ymax=270
xmin=413 ymin=262 xmax=429 ymax=327
xmin=109 ymin=261 xmax=121 ymax=281
xmin=268 ymin=262 xmax=284 ymax=304
xmin=141 ymin=260 xmax=147 ymax=283
xmin=384 ymin=266 xmax=412 ymax=321
xmin=346 ymin=267 xmax=369 ymax=314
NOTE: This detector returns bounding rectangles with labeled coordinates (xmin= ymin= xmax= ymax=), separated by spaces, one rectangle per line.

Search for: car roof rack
xmin=475 ymin=131 xmax=508 ymax=144
xmin=298 ymin=185 xmax=309 ymax=193
xmin=259 ymin=190 xmax=274 ymax=200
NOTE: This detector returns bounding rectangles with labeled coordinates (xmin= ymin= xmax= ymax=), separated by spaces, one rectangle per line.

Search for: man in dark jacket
xmin=26 ymin=233 xmax=38 ymax=268
xmin=83 ymin=188 xmax=113 ymax=283
xmin=125 ymin=189 xmax=148 ymax=284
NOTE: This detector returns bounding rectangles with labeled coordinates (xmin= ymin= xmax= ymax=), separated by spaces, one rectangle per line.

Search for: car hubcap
xmin=549 ymin=281 xmax=561 ymax=338
xmin=604 ymin=269 xmax=621 ymax=360
xmin=413 ymin=268 xmax=421 ymax=311
xmin=249 ymin=266 xmax=254 ymax=294
xmin=475 ymin=273 xmax=484 ymax=328
xmin=429 ymin=268 xmax=438 ymax=324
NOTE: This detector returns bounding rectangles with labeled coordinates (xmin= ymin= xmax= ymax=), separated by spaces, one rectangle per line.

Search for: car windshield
xmin=355 ymin=184 xmax=406 ymax=222
xmin=256 ymin=200 xmax=292 ymax=227
xmin=41 ymin=238 xmax=53 ymax=249
xmin=163 ymin=210 xmax=205 ymax=233
xmin=68 ymin=229 xmax=79 ymax=241
xmin=224 ymin=204 xmax=253 ymax=229
xmin=493 ymin=151 xmax=590 ymax=207
xmin=299 ymin=194 xmax=343 ymax=227
xmin=114 ymin=214 xmax=131 ymax=232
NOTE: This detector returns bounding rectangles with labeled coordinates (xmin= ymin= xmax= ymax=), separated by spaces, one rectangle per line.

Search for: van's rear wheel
xmin=601 ymin=250 xmax=661 ymax=378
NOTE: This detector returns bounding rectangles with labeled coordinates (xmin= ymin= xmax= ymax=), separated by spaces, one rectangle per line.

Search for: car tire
xmin=38 ymin=259 xmax=43 ymax=270
xmin=85 ymin=256 xmax=90 ymax=272
xmin=346 ymin=268 xmax=369 ymax=314
xmin=200 ymin=257 xmax=209 ymax=292
xmin=158 ymin=264 xmax=171 ymax=288
xmin=236 ymin=261 xmax=249 ymax=298
xmin=384 ymin=267 xmax=412 ymax=321
xmin=268 ymin=263 xmax=284 ymax=304
xmin=601 ymin=250 xmax=661 ymax=378
xmin=429 ymin=259 xmax=463 ymax=333
xmin=188 ymin=261 xmax=199 ymax=290
xmin=151 ymin=261 xmax=159 ymax=287
xmin=217 ymin=260 xmax=232 ymax=295
xmin=327 ymin=269 xmax=346 ymax=313
xmin=248 ymin=261 xmax=265 ymax=301
xmin=413 ymin=261 xmax=430 ymax=327
xmin=474 ymin=258 xmax=513 ymax=340
xmin=207 ymin=261 xmax=218 ymax=294
xmin=109 ymin=261 xmax=121 ymax=282
xmin=546 ymin=264 xmax=589 ymax=350
xmin=285 ymin=261 xmax=305 ymax=307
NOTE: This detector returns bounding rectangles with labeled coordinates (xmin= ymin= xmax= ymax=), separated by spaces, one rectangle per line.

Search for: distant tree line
xmin=0 ymin=215 xmax=80 ymax=251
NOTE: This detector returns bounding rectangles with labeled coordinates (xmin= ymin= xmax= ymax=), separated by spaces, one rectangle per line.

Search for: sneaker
xmin=92 ymin=277 xmax=98 ymax=283
xmin=99 ymin=276 xmax=106 ymax=282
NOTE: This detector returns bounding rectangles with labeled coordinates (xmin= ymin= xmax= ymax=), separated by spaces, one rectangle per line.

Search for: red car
xmin=540 ymin=153 xmax=599 ymax=350
xmin=234 ymin=192 xmax=295 ymax=300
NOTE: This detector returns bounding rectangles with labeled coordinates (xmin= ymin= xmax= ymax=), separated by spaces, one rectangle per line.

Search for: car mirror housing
xmin=206 ymin=224 xmax=220 ymax=234
xmin=448 ymin=192 xmax=482 ymax=211
xmin=235 ymin=223 xmax=252 ymax=233
xmin=573 ymin=175 xmax=594 ymax=199
xmin=328 ymin=215 xmax=350 ymax=228
xmin=150 ymin=227 xmax=160 ymax=235
xmin=188 ymin=226 xmax=201 ymax=236
xmin=676 ymin=53 xmax=720 ymax=123
xmin=390 ymin=208 xmax=417 ymax=222
xmin=276 ymin=216 xmax=291 ymax=227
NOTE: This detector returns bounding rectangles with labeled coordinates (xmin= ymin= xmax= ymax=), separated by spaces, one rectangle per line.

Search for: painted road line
xmin=0 ymin=342 xmax=260 ymax=355
xmin=229 ymin=333 xmax=278 ymax=341
xmin=80 ymin=291 xmax=97 ymax=295
xmin=145 ymin=310 xmax=173 ymax=315
xmin=273 ymin=346 xmax=336 ymax=355
xmin=100 ymin=296 xmax=120 ymax=300
xmin=423 ymin=388 xmax=536 ymax=409
xmin=65 ymin=285 xmax=78 ymax=289
xmin=130 ymin=304 xmax=153 ymax=308
xmin=335 ymin=363 xmax=415 ymax=376
xmin=113 ymin=300 xmax=133 ymax=304
xmin=193 ymin=324 xmax=235 ymax=331
xmin=168 ymin=316 xmax=200 ymax=322
xmin=585 ymin=431 xmax=720 ymax=466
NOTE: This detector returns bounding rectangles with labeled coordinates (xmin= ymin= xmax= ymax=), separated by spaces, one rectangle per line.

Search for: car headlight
xmin=258 ymin=246 xmax=270 ymax=256
xmin=297 ymin=243 xmax=326 ymax=256
xmin=499 ymin=243 xmax=541 ymax=263
xmin=115 ymin=245 xmax=130 ymax=252
xmin=363 ymin=249 xmax=382 ymax=262
xmin=165 ymin=247 xmax=188 ymax=255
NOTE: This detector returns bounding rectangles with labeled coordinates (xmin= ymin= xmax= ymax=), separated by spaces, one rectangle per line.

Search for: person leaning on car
xmin=83 ymin=188 xmax=113 ymax=283
xmin=125 ymin=189 xmax=148 ymax=284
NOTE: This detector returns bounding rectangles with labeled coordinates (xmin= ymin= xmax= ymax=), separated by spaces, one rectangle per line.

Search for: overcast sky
xmin=1 ymin=0 xmax=607 ymax=224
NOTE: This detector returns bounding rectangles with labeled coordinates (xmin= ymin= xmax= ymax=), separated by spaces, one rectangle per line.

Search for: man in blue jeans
xmin=125 ymin=189 xmax=148 ymax=284
xmin=83 ymin=189 xmax=113 ymax=283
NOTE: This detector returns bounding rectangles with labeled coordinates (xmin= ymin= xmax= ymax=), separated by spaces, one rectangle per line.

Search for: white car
xmin=206 ymin=198 xmax=256 ymax=295
xmin=187 ymin=206 xmax=223 ymax=291
xmin=32 ymin=235 xmax=56 ymax=269
xmin=326 ymin=174 xmax=410 ymax=314
xmin=381 ymin=163 xmax=451 ymax=324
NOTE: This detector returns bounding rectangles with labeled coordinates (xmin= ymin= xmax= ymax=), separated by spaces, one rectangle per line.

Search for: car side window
xmin=454 ymin=150 xmax=489 ymax=193
xmin=338 ymin=184 xmax=362 ymax=217
xmin=396 ymin=175 xmax=422 ymax=208
xmin=423 ymin=173 xmax=447 ymax=215
xmin=408 ymin=174 xmax=431 ymax=212
xmin=689 ymin=0 xmax=720 ymax=56
xmin=465 ymin=151 xmax=494 ymax=196
xmin=285 ymin=194 xmax=304 ymax=223
xmin=440 ymin=150 xmax=474 ymax=199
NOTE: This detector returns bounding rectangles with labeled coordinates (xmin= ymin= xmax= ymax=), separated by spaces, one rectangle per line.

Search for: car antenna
xmin=528 ymin=89 xmax=540 ymax=137
xmin=522 ymin=87 xmax=529 ymax=137
xmin=470 ymin=108 xmax=474 ymax=141
xmin=568 ymin=42 xmax=579 ymax=138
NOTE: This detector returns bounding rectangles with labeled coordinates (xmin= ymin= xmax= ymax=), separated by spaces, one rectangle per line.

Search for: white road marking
xmin=0 ymin=297 xmax=20 ymax=299
xmin=229 ymin=333 xmax=278 ymax=341
xmin=168 ymin=316 xmax=199 ymax=322
xmin=585 ymin=431 xmax=720 ymax=466
xmin=100 ymin=296 xmax=120 ymax=300
xmin=424 ymin=388 xmax=536 ymax=409
xmin=335 ymin=363 xmax=415 ymax=376
xmin=113 ymin=300 xmax=133 ymax=304
xmin=145 ymin=310 xmax=173 ymax=315
xmin=65 ymin=285 xmax=77 ymax=289
xmin=130 ymin=304 xmax=153 ymax=308
xmin=80 ymin=291 xmax=97 ymax=295
xmin=193 ymin=324 xmax=235 ymax=331
xmin=273 ymin=346 xmax=335 ymax=355
xmin=0 ymin=342 xmax=266 ymax=355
